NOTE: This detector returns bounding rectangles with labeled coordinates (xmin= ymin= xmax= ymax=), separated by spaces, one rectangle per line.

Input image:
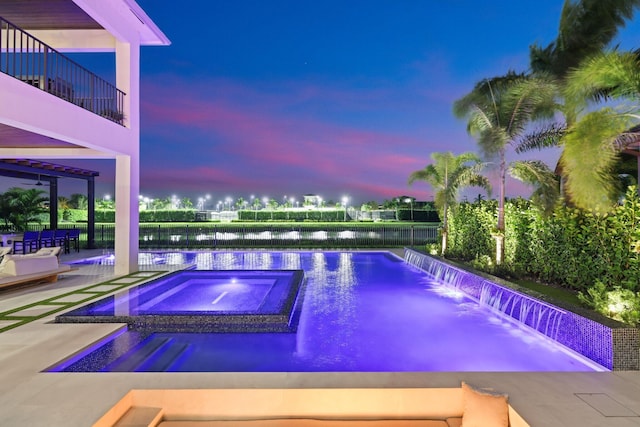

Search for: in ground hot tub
xmin=55 ymin=270 xmax=306 ymax=332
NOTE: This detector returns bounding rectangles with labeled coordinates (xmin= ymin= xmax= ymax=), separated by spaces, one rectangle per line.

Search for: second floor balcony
xmin=0 ymin=16 xmax=125 ymax=126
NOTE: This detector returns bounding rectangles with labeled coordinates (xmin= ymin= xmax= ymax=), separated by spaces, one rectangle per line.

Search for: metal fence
xmin=36 ymin=224 xmax=438 ymax=249
xmin=0 ymin=16 xmax=125 ymax=125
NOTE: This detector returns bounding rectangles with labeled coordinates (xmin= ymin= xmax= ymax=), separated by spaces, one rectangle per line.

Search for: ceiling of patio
xmin=0 ymin=124 xmax=78 ymax=149
xmin=0 ymin=0 xmax=103 ymax=30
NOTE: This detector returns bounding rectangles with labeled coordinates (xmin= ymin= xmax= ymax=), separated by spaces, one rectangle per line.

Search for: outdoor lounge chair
xmin=0 ymin=249 xmax=73 ymax=289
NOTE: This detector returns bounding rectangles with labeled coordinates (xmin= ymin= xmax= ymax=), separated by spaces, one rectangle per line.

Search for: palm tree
xmin=2 ymin=187 xmax=49 ymax=231
xmin=408 ymin=151 xmax=491 ymax=256
xmin=530 ymin=0 xmax=640 ymax=80
xmin=453 ymin=72 xmax=559 ymax=263
xmin=70 ymin=193 xmax=88 ymax=210
xmin=560 ymin=50 xmax=640 ymax=209
xmin=527 ymin=1 xmax=640 ymax=208
xmin=57 ymin=196 xmax=71 ymax=210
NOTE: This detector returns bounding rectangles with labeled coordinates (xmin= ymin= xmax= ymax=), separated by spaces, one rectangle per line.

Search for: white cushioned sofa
xmin=0 ymin=247 xmax=72 ymax=289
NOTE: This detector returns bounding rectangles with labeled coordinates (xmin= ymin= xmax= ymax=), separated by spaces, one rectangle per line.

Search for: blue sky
xmin=7 ymin=1 xmax=640 ymax=205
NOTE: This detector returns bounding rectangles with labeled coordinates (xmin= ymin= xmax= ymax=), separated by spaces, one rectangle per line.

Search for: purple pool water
xmin=55 ymin=270 xmax=306 ymax=333
xmin=51 ymin=251 xmax=604 ymax=372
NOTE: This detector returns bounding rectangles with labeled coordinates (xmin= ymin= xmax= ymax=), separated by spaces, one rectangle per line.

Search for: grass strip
xmin=0 ymin=271 xmax=166 ymax=333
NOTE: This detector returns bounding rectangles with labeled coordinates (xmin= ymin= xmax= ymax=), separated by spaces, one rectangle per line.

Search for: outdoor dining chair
xmin=13 ymin=231 xmax=39 ymax=254
xmin=38 ymin=229 xmax=55 ymax=248
xmin=53 ymin=229 xmax=69 ymax=253
xmin=67 ymin=229 xmax=81 ymax=253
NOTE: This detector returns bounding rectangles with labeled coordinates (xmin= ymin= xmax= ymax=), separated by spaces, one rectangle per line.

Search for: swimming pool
xmin=51 ymin=251 xmax=605 ymax=372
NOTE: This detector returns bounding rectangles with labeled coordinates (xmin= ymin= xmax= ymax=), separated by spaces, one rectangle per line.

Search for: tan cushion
xmin=461 ymin=382 xmax=508 ymax=427
xmin=157 ymin=420 xmax=449 ymax=427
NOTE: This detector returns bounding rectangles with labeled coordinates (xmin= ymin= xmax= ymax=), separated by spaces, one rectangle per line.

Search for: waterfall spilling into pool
xmin=405 ymin=250 xmax=564 ymax=340
xmin=404 ymin=248 xmax=639 ymax=371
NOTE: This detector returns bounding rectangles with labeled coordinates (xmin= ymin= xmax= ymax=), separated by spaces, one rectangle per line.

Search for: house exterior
xmin=0 ymin=0 xmax=169 ymax=274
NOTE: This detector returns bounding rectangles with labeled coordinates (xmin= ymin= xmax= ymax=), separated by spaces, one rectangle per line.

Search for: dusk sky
xmin=7 ymin=1 xmax=640 ymax=205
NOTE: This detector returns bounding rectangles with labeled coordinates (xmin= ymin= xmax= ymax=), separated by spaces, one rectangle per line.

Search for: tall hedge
xmin=446 ymin=187 xmax=640 ymax=293
xmin=446 ymin=201 xmax=495 ymax=261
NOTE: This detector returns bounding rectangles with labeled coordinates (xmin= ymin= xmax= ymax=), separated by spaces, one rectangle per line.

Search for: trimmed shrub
xmin=446 ymin=201 xmax=495 ymax=261
xmin=445 ymin=187 xmax=640 ymax=295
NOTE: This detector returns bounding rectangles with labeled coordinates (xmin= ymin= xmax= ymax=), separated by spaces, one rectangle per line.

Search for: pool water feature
xmin=55 ymin=270 xmax=306 ymax=333
xmin=404 ymin=249 xmax=640 ymax=371
xmin=50 ymin=251 xmax=606 ymax=373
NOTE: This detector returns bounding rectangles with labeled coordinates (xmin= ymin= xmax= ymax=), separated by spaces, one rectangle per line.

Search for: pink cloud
xmin=136 ymin=74 xmax=523 ymax=203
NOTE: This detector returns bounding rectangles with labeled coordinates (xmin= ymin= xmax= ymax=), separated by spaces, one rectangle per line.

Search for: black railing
xmin=24 ymin=224 xmax=439 ymax=250
xmin=111 ymin=224 xmax=438 ymax=249
xmin=0 ymin=17 xmax=125 ymax=125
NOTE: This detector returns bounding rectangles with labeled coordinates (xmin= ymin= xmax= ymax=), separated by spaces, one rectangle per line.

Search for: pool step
xmin=136 ymin=342 xmax=191 ymax=372
xmin=103 ymin=337 xmax=172 ymax=372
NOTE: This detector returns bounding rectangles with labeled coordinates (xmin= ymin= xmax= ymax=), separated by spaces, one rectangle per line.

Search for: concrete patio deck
xmin=0 ymin=249 xmax=639 ymax=426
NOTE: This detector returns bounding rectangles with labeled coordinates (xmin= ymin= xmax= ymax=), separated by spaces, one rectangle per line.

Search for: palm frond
xmin=565 ymin=51 xmax=640 ymax=110
xmin=612 ymin=127 xmax=640 ymax=151
xmin=561 ymin=108 xmax=632 ymax=209
xmin=515 ymin=123 xmax=567 ymax=153
xmin=476 ymin=127 xmax=508 ymax=159
xmin=509 ymin=160 xmax=560 ymax=214
xmin=408 ymin=165 xmax=439 ymax=187
xmin=531 ymin=0 xmax=640 ymax=78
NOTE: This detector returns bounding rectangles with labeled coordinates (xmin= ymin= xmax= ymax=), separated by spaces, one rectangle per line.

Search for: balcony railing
xmin=0 ymin=16 xmax=125 ymax=125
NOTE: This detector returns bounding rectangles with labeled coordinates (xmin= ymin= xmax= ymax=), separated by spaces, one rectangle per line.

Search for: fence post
xmin=185 ymin=225 xmax=189 ymax=248
xmin=410 ymin=225 xmax=414 ymax=248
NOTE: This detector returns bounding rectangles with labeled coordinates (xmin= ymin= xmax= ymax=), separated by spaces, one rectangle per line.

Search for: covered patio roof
xmin=0 ymin=158 xmax=98 ymax=247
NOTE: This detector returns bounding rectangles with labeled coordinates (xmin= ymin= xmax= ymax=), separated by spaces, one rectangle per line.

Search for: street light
xmin=342 ymin=196 xmax=349 ymax=221
xmin=404 ymin=198 xmax=414 ymax=221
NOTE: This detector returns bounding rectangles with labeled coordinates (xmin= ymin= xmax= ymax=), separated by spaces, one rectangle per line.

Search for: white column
xmin=113 ymin=37 xmax=141 ymax=275
xmin=115 ymin=154 xmax=139 ymax=274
